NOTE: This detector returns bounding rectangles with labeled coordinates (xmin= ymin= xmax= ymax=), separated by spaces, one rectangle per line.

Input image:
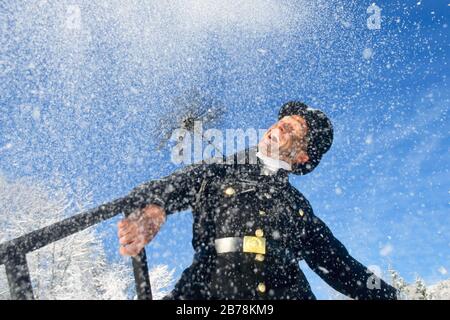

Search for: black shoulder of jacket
xmin=283 ymin=183 xmax=315 ymax=220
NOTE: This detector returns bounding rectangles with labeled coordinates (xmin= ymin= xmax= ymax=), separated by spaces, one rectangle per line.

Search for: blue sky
xmin=0 ymin=1 xmax=448 ymax=299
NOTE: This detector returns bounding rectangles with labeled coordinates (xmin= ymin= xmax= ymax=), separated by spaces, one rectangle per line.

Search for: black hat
xmin=278 ymin=101 xmax=333 ymax=175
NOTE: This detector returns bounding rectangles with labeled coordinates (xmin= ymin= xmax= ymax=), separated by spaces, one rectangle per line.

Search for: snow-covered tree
xmin=389 ymin=268 xmax=449 ymax=300
xmin=389 ymin=268 xmax=408 ymax=299
xmin=413 ymin=277 xmax=429 ymax=300
xmin=0 ymin=175 xmax=174 ymax=300
xmin=149 ymin=264 xmax=175 ymax=300
xmin=427 ymin=280 xmax=450 ymax=300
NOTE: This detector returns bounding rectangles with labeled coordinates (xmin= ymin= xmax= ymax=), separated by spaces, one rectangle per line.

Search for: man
xmin=117 ymin=101 xmax=398 ymax=300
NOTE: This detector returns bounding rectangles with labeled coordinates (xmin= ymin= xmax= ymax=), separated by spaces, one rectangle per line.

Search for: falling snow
xmin=0 ymin=1 xmax=448 ymax=300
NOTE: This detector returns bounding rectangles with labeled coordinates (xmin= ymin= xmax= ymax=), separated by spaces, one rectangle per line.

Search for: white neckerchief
xmin=256 ymin=151 xmax=292 ymax=175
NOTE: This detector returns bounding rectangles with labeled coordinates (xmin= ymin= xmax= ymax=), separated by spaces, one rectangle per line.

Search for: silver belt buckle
xmin=215 ymin=236 xmax=266 ymax=255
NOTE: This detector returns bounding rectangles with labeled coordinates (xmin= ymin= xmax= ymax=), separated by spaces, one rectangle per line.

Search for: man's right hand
xmin=118 ymin=204 xmax=166 ymax=257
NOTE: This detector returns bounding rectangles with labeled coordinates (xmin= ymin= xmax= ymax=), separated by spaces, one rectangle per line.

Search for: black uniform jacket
xmin=128 ymin=148 xmax=397 ymax=300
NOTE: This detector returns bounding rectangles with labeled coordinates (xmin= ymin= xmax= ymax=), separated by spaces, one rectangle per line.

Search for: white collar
xmin=256 ymin=151 xmax=292 ymax=175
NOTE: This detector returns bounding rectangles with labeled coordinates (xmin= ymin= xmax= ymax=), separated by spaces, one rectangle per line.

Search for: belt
xmin=215 ymin=236 xmax=266 ymax=254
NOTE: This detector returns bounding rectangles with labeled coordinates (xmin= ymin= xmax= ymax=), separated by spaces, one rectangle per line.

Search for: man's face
xmin=259 ymin=115 xmax=310 ymax=164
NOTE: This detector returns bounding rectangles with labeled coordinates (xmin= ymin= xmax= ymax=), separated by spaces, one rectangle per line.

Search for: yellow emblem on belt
xmin=243 ymin=236 xmax=266 ymax=255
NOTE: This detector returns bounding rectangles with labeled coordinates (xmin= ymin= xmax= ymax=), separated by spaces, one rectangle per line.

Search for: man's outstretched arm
xmin=288 ymin=190 xmax=398 ymax=300
xmin=127 ymin=163 xmax=208 ymax=213
xmin=303 ymin=215 xmax=397 ymax=299
xmin=118 ymin=163 xmax=208 ymax=256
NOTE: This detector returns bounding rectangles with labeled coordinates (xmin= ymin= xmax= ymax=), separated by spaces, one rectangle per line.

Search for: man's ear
xmin=294 ymin=151 xmax=309 ymax=165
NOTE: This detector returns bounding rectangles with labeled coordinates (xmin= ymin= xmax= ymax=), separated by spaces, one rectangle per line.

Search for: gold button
xmin=224 ymin=187 xmax=235 ymax=196
xmin=259 ymin=210 xmax=266 ymax=216
xmin=257 ymin=283 xmax=266 ymax=293
xmin=255 ymin=254 xmax=265 ymax=262
xmin=298 ymin=209 xmax=304 ymax=217
xmin=255 ymin=229 xmax=264 ymax=237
